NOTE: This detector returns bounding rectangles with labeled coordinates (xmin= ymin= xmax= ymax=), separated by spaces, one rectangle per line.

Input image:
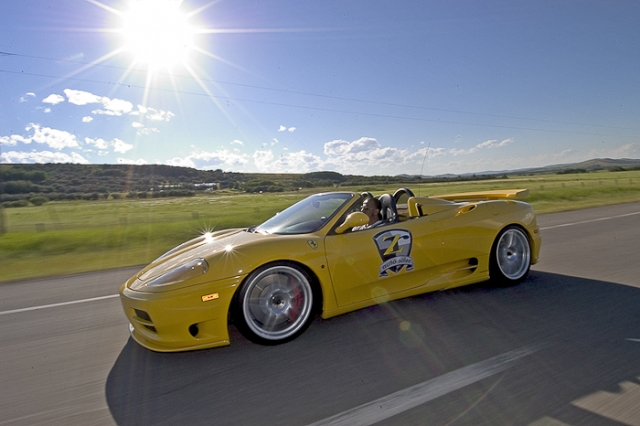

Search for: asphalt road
xmin=1 ymin=203 xmax=640 ymax=426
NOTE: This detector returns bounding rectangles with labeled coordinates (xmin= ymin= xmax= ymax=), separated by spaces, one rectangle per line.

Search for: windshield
xmin=255 ymin=193 xmax=354 ymax=235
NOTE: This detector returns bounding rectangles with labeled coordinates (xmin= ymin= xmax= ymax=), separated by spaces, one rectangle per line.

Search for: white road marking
xmin=307 ymin=344 xmax=543 ymax=426
xmin=540 ymin=211 xmax=640 ymax=230
xmin=0 ymin=294 xmax=119 ymax=316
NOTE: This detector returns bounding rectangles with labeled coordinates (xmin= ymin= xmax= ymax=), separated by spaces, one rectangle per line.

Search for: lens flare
xmin=120 ymin=0 xmax=196 ymax=70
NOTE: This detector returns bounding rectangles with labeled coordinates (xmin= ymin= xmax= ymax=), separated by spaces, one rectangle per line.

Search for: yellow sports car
xmin=119 ymin=188 xmax=541 ymax=352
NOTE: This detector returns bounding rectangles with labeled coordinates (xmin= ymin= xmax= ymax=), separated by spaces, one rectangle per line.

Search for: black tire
xmin=489 ymin=225 xmax=531 ymax=285
xmin=234 ymin=262 xmax=315 ymax=345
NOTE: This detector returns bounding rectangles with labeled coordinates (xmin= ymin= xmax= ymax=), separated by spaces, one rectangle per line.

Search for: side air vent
xmin=457 ymin=204 xmax=477 ymax=215
xmin=133 ymin=309 xmax=157 ymax=333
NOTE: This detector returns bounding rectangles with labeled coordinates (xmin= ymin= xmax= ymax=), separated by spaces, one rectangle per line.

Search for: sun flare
xmin=119 ymin=0 xmax=197 ymax=70
xmin=85 ymin=0 xmax=312 ymax=116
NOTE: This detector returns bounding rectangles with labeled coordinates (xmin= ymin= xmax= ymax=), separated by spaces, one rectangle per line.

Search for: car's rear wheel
xmin=234 ymin=262 xmax=315 ymax=345
xmin=490 ymin=225 xmax=531 ymax=284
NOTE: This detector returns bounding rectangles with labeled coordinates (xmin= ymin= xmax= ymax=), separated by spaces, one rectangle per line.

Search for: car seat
xmin=378 ymin=194 xmax=398 ymax=224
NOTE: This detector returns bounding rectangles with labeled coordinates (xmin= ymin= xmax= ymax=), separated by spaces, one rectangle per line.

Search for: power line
xmin=2 ymin=50 xmax=639 ymax=133
xmin=2 ymin=69 xmax=636 ymax=139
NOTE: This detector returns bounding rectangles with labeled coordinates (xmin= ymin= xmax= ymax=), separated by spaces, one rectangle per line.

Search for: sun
xmin=84 ymin=0 xmax=316 ymax=113
xmin=85 ymin=0 xmax=247 ymax=115
xmin=119 ymin=0 xmax=197 ymax=71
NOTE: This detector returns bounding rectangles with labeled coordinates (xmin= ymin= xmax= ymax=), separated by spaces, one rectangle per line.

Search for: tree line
xmin=0 ymin=163 xmax=504 ymax=208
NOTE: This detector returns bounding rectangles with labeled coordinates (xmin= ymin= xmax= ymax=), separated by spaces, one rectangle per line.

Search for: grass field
xmin=2 ymin=170 xmax=640 ymax=283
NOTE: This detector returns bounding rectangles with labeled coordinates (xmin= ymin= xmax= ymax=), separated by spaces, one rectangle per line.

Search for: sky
xmin=1 ymin=0 xmax=639 ymax=176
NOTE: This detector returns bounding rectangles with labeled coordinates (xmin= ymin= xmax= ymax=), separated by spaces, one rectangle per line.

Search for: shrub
xmin=3 ymin=200 xmax=30 ymax=208
xmin=29 ymin=196 xmax=50 ymax=206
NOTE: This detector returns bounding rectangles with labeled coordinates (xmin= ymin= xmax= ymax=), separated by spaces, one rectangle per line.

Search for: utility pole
xmin=0 ymin=143 xmax=5 ymax=234
xmin=0 ymin=200 xmax=4 ymax=234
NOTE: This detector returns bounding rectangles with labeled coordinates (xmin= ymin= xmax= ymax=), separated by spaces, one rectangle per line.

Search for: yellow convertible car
xmin=120 ymin=188 xmax=541 ymax=352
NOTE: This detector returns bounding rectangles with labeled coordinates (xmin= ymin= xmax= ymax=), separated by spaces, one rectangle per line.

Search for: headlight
xmin=147 ymin=258 xmax=209 ymax=287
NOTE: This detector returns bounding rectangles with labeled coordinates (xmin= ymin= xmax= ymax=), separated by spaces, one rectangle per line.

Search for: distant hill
xmin=400 ymin=158 xmax=640 ymax=178
xmin=513 ymin=158 xmax=640 ymax=174
xmin=1 ymin=158 xmax=640 ymax=205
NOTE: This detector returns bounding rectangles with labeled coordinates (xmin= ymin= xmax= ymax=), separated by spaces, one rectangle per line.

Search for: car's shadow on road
xmin=105 ymin=271 xmax=640 ymax=425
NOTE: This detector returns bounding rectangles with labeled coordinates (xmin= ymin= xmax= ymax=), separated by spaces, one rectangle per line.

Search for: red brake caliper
xmin=288 ymin=277 xmax=302 ymax=322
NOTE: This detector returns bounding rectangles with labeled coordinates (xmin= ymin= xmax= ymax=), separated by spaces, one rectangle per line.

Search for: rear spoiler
xmin=434 ymin=189 xmax=529 ymax=202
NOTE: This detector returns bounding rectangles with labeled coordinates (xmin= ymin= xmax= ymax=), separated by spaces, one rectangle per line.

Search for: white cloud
xmin=164 ymin=149 xmax=250 ymax=169
xmin=0 ymin=135 xmax=30 ymax=146
xmin=349 ymin=137 xmax=380 ymax=153
xmin=252 ymin=150 xmax=323 ymax=174
xmin=25 ymin=123 xmax=79 ymax=150
xmin=64 ymin=89 xmax=103 ymax=105
xmin=0 ymin=150 xmax=89 ymax=164
xmin=450 ymin=148 xmax=471 ymax=156
xmin=84 ymin=136 xmax=133 ymax=153
xmin=113 ymin=138 xmax=133 ymax=153
xmin=20 ymin=92 xmax=35 ymax=102
xmin=117 ymin=158 xmax=149 ymax=165
xmin=249 ymin=137 xmax=450 ymax=175
xmin=165 ymin=157 xmax=196 ymax=168
xmin=60 ymin=89 xmax=175 ymax=129
xmin=136 ymin=127 xmax=159 ymax=135
xmin=323 ymin=139 xmax=348 ymax=155
xmin=277 ymin=125 xmax=296 ymax=133
xmin=476 ymin=140 xmax=495 ymax=149
xmin=231 ymin=140 xmax=244 ymax=146
xmin=64 ymin=89 xmax=173 ymax=119
xmin=404 ymin=146 xmax=447 ymax=163
xmin=131 ymin=105 xmax=174 ymax=122
xmin=144 ymin=107 xmax=175 ymax=122
xmin=283 ymin=151 xmax=321 ymax=172
xmin=478 ymin=138 xmax=514 ymax=149
xmin=85 ymin=137 xmax=109 ymax=150
xmin=450 ymin=138 xmax=514 ymax=156
xmin=42 ymin=94 xmax=65 ymax=105
xmin=252 ymin=150 xmax=275 ymax=171
xmin=94 ymin=97 xmax=133 ymax=116
xmin=324 ymin=137 xmax=380 ymax=156
xmin=132 ymin=120 xmax=164 ymax=135
xmin=65 ymin=88 xmax=132 ymax=116
xmin=321 ymin=137 xmax=416 ymax=174
xmin=608 ymin=143 xmax=640 ymax=158
xmin=189 ymin=149 xmax=250 ymax=168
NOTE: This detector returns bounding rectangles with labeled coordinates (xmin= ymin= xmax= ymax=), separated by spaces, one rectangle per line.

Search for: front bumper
xmin=119 ymin=275 xmax=242 ymax=352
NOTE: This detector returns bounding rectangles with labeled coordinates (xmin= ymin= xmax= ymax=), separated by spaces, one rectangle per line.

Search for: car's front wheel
xmin=490 ymin=225 xmax=531 ymax=285
xmin=234 ymin=262 xmax=315 ymax=345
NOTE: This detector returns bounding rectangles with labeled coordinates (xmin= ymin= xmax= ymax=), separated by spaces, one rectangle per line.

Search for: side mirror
xmin=335 ymin=212 xmax=369 ymax=234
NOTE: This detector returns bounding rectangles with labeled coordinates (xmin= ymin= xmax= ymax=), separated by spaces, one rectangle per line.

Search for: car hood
xmin=132 ymin=228 xmax=271 ymax=287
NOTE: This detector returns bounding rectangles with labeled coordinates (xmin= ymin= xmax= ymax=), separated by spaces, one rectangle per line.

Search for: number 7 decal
xmin=373 ymin=229 xmax=414 ymax=277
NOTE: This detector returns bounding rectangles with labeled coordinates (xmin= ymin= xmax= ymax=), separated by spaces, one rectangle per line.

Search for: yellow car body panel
xmin=322 ymin=196 xmax=540 ymax=318
xmin=120 ymin=275 xmax=240 ymax=352
xmin=119 ymin=189 xmax=541 ymax=352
